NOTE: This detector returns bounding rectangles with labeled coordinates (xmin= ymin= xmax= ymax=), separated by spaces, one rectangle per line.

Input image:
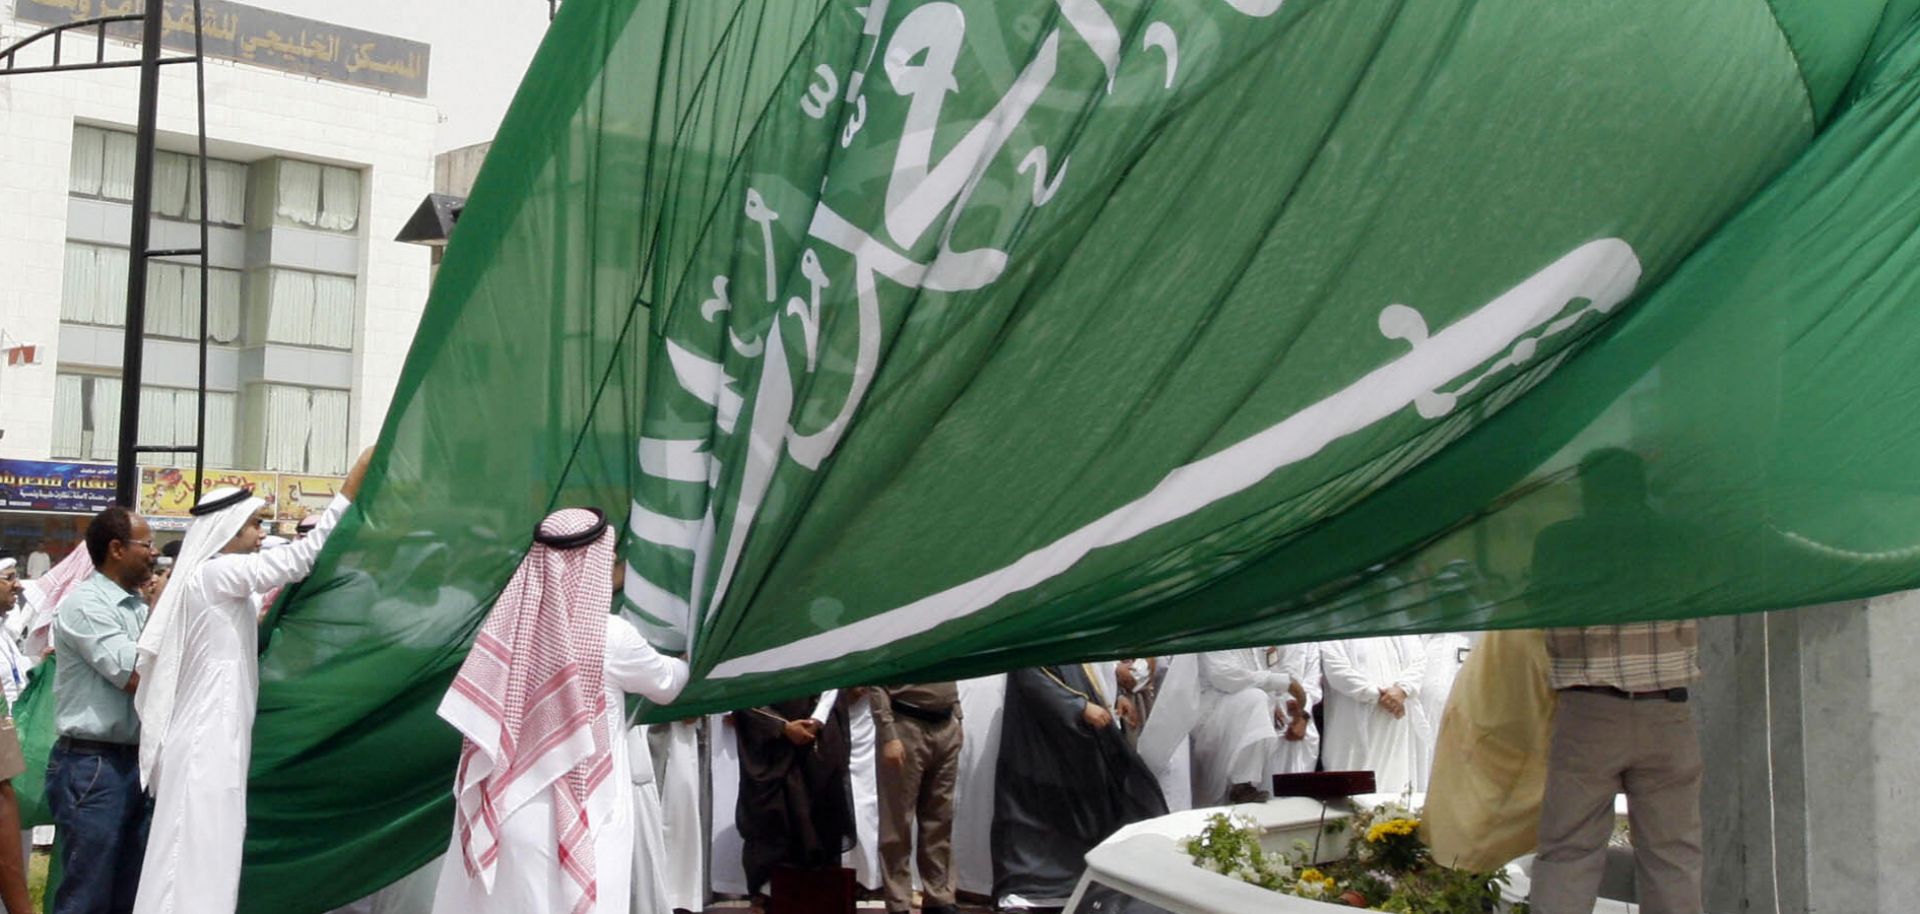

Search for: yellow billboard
xmin=139 ymin=467 xmax=283 ymax=518
xmin=278 ymin=474 xmax=346 ymax=521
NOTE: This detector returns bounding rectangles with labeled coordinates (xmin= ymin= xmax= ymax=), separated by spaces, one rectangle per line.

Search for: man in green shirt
xmin=46 ymin=505 xmax=156 ymax=914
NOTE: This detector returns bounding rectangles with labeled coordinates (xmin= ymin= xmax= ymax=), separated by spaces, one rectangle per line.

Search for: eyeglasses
xmin=126 ymin=539 xmax=155 ymax=551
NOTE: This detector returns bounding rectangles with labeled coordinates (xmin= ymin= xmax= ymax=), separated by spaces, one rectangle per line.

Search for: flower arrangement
xmin=1179 ymin=810 xmax=1297 ymax=891
xmin=1181 ymin=804 xmax=1524 ymax=914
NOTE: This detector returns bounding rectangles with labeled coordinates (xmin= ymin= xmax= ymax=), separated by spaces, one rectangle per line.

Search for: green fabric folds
xmin=14 ymin=2 xmax=1920 ymax=912
xmin=247 ymin=2 xmax=1920 ymax=909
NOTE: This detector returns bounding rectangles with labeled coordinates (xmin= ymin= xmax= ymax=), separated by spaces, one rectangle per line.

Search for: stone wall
xmin=1697 ymin=592 xmax=1920 ymax=913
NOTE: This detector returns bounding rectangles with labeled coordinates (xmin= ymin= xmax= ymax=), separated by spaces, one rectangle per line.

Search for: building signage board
xmin=0 ymin=459 xmax=117 ymax=513
xmin=14 ymin=0 xmax=430 ymax=97
xmin=139 ymin=466 xmax=284 ymax=518
xmin=277 ymin=474 xmax=343 ymax=521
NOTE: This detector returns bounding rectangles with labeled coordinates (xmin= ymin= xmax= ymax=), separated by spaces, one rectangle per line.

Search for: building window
xmin=68 ymin=126 xmax=136 ymax=201
xmin=51 ymin=373 xmax=121 ymax=463
xmin=136 ymin=386 xmax=238 ymax=467
xmin=146 ymin=260 xmax=244 ymax=342
xmin=70 ymin=126 xmax=247 ymax=225
xmin=264 ymin=269 xmax=355 ymax=349
xmin=60 ymin=243 xmax=130 ymax=327
xmin=257 ymin=384 xmax=350 ymax=475
xmin=153 ymin=150 xmax=248 ymax=226
xmin=53 ymin=374 xmax=238 ymax=468
xmin=61 ymin=242 xmax=242 ymax=341
xmin=275 ymin=160 xmax=361 ymax=233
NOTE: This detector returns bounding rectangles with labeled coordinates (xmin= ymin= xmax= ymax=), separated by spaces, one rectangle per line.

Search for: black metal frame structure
xmin=2 ymin=1 xmax=214 ymax=506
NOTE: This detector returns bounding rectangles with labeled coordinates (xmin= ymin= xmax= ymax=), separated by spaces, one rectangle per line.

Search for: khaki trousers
xmin=1532 ymin=690 xmax=1703 ymax=914
xmin=876 ymin=713 xmax=962 ymax=913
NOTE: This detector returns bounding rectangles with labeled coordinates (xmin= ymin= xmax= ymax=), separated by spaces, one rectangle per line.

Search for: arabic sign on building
xmin=15 ymin=0 xmax=430 ymax=98
xmin=139 ymin=466 xmax=284 ymax=518
xmin=277 ymin=474 xmax=342 ymax=521
xmin=0 ymin=460 xmax=117 ymax=513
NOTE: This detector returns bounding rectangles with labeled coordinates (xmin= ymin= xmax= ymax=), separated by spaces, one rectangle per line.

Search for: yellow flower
xmin=1300 ymin=868 xmax=1332 ymax=885
xmin=1364 ymin=817 xmax=1421 ymax=843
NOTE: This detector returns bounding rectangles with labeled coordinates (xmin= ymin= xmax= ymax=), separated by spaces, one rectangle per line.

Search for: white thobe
xmin=952 ymin=674 xmax=1006 ymax=896
xmin=843 ymin=692 xmax=883 ymax=889
xmin=652 ymin=720 xmax=704 ymax=912
xmin=1189 ymin=650 xmax=1292 ymax=805
xmin=1135 ymin=656 xmax=1197 ymax=813
xmin=432 ymin=615 xmax=688 ymax=914
xmin=627 ymin=725 xmax=672 ymax=914
xmin=1319 ymin=637 xmax=1427 ymax=795
xmin=1270 ymin=643 xmax=1323 ymax=775
xmin=134 ymin=494 xmax=347 ymax=914
xmin=0 ymin=630 xmax=32 ymax=707
xmin=1411 ymin=633 xmax=1471 ymax=789
xmin=707 ymin=713 xmax=749 ymax=897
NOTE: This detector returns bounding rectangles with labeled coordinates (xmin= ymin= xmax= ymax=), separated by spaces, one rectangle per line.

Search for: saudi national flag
xmin=26 ymin=2 xmax=1920 ymax=910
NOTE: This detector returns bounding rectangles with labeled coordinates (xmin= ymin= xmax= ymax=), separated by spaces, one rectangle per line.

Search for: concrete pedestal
xmin=1696 ymin=592 xmax=1920 ymax=913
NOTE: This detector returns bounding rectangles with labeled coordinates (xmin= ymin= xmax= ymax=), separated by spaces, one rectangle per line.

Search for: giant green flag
xmin=111 ymin=0 xmax=1917 ymax=909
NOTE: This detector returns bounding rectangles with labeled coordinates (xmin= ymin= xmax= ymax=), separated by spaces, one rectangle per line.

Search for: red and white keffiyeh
xmin=21 ymin=546 xmax=95 ymax=656
xmin=440 ymin=508 xmax=614 ymax=914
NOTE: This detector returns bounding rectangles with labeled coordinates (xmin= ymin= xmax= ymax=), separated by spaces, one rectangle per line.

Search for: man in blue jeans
xmin=47 ymin=505 xmax=157 ymax=914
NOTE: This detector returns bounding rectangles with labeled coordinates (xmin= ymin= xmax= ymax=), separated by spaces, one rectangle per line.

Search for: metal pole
xmin=192 ymin=0 xmax=209 ymax=486
xmin=113 ymin=0 xmax=165 ymax=506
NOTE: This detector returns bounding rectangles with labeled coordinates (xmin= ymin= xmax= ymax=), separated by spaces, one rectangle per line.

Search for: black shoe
xmin=924 ymin=906 xmax=960 ymax=914
xmin=1226 ymin=782 xmax=1272 ymax=804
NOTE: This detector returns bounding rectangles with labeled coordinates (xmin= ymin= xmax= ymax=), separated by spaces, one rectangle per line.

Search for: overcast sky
xmin=252 ymin=0 xmax=552 ymax=152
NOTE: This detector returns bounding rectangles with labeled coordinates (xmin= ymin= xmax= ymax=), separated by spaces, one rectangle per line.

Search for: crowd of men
xmin=0 ymin=448 xmax=1702 ymax=914
xmin=0 ymin=450 xmax=371 ymax=914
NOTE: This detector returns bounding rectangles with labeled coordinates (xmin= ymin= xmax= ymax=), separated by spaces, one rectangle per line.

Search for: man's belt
xmin=890 ymin=698 xmax=956 ymax=724
xmin=1562 ymin=685 xmax=1689 ymax=703
xmin=55 ymin=735 xmax=138 ymax=756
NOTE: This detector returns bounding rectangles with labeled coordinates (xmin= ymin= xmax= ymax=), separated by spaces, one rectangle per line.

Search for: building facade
xmin=0 ymin=4 xmax=437 ymax=552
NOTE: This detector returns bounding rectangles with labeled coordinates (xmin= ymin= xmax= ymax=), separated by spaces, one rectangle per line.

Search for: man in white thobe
xmin=1412 ymin=632 xmax=1471 ymax=789
xmin=24 ymin=546 xmax=50 ymax=581
xmin=843 ymin=689 xmax=884 ymax=891
xmin=1320 ymin=636 xmax=1427 ymax=795
xmin=0 ymin=558 xmax=31 ymax=706
xmin=132 ymin=448 xmax=370 ymax=914
xmin=1269 ymin=643 xmax=1323 ymax=775
xmin=433 ymin=508 xmax=690 ymax=914
xmin=644 ymin=720 xmax=705 ymax=913
xmin=1189 ymin=649 xmax=1304 ymax=805
xmin=1133 ymin=656 xmax=1196 ymax=813
xmin=950 ymin=674 xmax=1006 ymax=897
